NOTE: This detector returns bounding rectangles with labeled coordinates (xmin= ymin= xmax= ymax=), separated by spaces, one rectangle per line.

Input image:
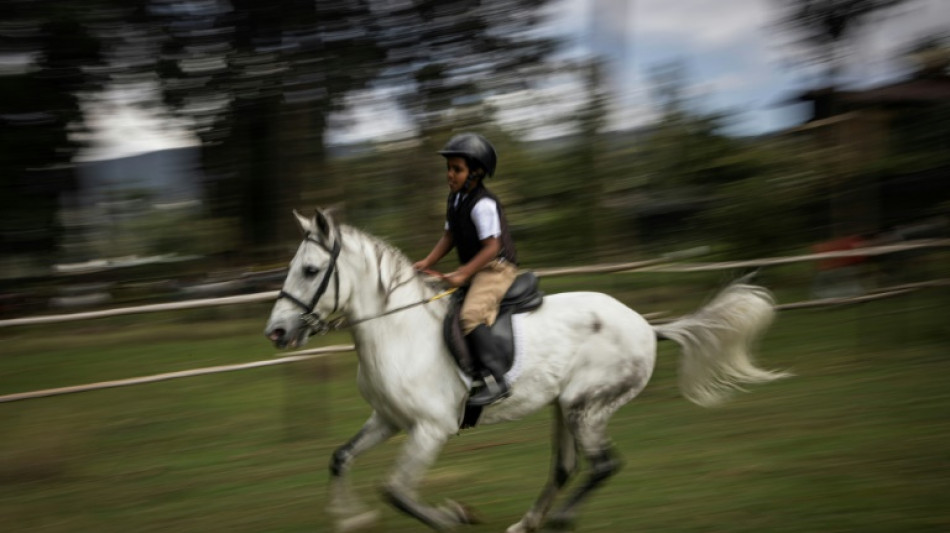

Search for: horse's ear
xmin=313 ymin=208 xmax=335 ymax=240
xmin=293 ymin=209 xmax=314 ymax=234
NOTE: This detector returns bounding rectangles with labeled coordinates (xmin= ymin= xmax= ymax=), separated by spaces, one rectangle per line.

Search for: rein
xmin=277 ymin=230 xmax=457 ymax=334
xmin=342 ymin=287 xmax=457 ymax=329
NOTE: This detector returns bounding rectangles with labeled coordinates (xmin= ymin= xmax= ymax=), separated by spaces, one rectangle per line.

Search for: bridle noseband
xmin=277 ymin=233 xmax=342 ymax=334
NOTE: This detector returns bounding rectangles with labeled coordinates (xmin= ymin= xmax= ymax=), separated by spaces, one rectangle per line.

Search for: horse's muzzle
xmin=266 ymin=327 xmax=288 ymax=348
xmin=265 ymin=323 xmax=308 ymax=349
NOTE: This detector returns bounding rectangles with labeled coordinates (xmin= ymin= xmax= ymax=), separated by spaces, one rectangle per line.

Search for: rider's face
xmin=446 ymin=156 xmax=470 ymax=193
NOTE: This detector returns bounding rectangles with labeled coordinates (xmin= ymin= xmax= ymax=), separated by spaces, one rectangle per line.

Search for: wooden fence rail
xmin=1 ymin=278 xmax=946 ymax=404
xmin=2 ymin=239 xmax=947 ymax=329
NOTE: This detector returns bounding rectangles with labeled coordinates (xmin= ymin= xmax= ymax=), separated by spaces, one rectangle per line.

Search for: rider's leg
xmin=461 ymin=259 xmax=517 ymax=406
xmin=459 ymin=259 xmax=517 ymax=333
xmin=465 ymin=324 xmax=511 ymax=405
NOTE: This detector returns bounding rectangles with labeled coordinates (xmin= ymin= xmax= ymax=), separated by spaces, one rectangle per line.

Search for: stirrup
xmin=467 ymin=375 xmax=510 ymax=407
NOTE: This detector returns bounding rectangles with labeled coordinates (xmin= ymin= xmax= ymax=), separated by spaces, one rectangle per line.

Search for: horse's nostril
xmin=268 ymin=328 xmax=286 ymax=342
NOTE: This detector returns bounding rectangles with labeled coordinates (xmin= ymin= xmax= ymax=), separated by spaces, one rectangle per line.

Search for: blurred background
xmin=1 ymin=0 xmax=949 ymax=311
xmin=2 ymin=3 xmax=949 ymax=532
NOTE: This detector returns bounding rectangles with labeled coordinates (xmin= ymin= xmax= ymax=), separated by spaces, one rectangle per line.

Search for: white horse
xmin=264 ymin=209 xmax=788 ymax=533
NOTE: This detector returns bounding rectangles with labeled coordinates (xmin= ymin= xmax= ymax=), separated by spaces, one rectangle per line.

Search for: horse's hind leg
xmin=329 ymin=412 xmax=398 ymax=531
xmin=507 ymin=403 xmax=578 ymax=533
xmin=381 ymin=422 xmax=476 ymax=531
xmin=545 ymin=403 xmax=623 ymax=530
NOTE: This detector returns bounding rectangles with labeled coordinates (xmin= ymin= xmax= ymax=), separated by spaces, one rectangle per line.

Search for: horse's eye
xmin=303 ymin=265 xmax=321 ymax=278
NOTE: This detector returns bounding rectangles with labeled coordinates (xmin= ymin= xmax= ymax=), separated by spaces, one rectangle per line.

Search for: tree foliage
xmin=0 ymin=2 xmax=107 ymax=257
xmin=773 ymin=0 xmax=916 ymax=85
xmin=0 ymin=0 xmax=560 ymax=261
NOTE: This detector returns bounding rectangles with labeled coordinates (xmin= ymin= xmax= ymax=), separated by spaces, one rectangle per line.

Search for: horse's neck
xmin=343 ymin=227 xmax=443 ymax=329
xmin=340 ymin=228 xmax=450 ymax=383
xmin=342 ymin=229 xmax=465 ymax=409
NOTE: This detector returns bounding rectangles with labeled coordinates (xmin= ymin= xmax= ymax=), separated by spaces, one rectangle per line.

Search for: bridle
xmin=277 ymin=232 xmax=342 ymax=335
xmin=276 ymin=229 xmax=458 ymax=335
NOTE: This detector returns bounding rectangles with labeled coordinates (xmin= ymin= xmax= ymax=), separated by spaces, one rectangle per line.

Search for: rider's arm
xmin=414 ymin=230 xmax=454 ymax=271
xmin=450 ymin=237 xmax=500 ymax=284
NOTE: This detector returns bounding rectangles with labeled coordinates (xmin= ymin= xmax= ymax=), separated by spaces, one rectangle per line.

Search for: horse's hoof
xmin=443 ymin=498 xmax=481 ymax=525
xmin=429 ymin=513 xmax=461 ymax=532
xmin=335 ymin=510 xmax=379 ymax=532
xmin=506 ymin=519 xmax=536 ymax=533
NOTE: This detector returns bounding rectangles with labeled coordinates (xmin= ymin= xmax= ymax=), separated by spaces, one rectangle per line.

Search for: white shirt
xmin=446 ymin=195 xmax=501 ymax=240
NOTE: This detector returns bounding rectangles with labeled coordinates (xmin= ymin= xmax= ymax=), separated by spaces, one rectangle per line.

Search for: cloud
xmin=489 ymin=77 xmax=589 ymax=139
xmin=570 ymin=0 xmax=950 ymax=135
xmin=841 ymin=0 xmax=950 ymax=85
xmin=635 ymin=0 xmax=771 ymax=48
xmin=550 ymin=0 xmax=792 ymax=132
xmin=77 ymin=102 xmax=198 ymax=162
xmin=326 ymin=88 xmax=417 ymax=145
xmin=564 ymin=0 xmax=774 ymax=54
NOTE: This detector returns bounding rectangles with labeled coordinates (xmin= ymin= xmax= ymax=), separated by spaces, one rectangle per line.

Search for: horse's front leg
xmin=381 ymin=422 xmax=477 ymax=531
xmin=329 ymin=412 xmax=398 ymax=531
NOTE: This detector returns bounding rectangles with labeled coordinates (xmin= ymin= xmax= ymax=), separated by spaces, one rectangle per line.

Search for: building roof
xmin=786 ymin=76 xmax=950 ymax=106
xmin=844 ymin=77 xmax=950 ymax=104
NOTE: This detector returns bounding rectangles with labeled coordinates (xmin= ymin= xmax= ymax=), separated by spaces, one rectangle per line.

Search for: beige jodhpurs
xmin=460 ymin=259 xmax=518 ymax=334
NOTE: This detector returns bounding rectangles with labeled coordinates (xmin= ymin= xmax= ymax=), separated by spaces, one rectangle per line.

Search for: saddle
xmin=443 ymin=271 xmax=544 ymax=380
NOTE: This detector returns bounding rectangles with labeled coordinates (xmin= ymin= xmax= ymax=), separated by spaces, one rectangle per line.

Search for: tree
xmin=902 ymin=31 xmax=950 ymax=79
xmin=142 ymin=0 xmax=558 ymax=254
xmin=0 ymin=2 xmax=106 ymax=260
xmin=320 ymin=0 xmax=560 ymax=250
xmin=137 ymin=0 xmax=386 ymax=252
xmin=638 ymin=61 xmax=757 ymax=192
xmin=379 ymin=1 xmax=557 ymax=133
xmin=773 ymin=0 xmax=915 ymax=89
xmin=772 ymin=0 xmax=922 ymax=238
xmin=2 ymin=0 xmax=563 ymax=263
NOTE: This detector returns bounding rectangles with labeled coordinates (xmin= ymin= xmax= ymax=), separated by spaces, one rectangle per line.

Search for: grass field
xmin=1 ymin=271 xmax=948 ymax=532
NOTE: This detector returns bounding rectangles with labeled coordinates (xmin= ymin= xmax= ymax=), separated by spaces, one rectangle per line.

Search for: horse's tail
xmin=652 ymin=282 xmax=790 ymax=407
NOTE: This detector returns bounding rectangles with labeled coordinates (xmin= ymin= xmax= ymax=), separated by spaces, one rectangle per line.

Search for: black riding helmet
xmin=438 ymin=133 xmax=497 ymax=178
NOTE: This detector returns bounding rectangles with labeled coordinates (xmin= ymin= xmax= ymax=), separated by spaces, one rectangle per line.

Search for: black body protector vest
xmin=446 ymin=184 xmax=518 ymax=266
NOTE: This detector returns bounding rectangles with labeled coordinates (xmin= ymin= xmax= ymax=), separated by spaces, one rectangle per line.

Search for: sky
xmin=77 ymin=88 xmax=198 ymax=162
xmin=80 ymin=0 xmax=950 ymax=160
xmin=564 ymin=0 xmax=950 ymax=135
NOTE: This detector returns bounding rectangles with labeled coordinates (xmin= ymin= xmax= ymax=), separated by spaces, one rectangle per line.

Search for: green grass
xmin=1 ymin=280 xmax=948 ymax=532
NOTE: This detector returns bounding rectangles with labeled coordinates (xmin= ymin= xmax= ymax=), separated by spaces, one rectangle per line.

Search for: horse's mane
xmin=341 ymin=224 xmax=413 ymax=270
xmin=340 ymin=224 xmax=435 ymax=302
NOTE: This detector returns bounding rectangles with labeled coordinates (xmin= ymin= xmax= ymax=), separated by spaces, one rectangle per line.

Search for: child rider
xmin=412 ymin=133 xmax=518 ymax=406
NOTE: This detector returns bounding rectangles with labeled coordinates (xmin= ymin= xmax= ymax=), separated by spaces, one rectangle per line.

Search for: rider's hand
xmin=412 ymin=260 xmax=430 ymax=272
xmin=441 ymin=271 xmax=468 ymax=288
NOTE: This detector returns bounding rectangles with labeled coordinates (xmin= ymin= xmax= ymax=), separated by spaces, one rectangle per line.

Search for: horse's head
xmin=265 ymin=208 xmax=346 ymax=349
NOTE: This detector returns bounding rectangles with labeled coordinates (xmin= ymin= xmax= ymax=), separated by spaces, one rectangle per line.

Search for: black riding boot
xmin=466 ymin=324 xmax=511 ymax=406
